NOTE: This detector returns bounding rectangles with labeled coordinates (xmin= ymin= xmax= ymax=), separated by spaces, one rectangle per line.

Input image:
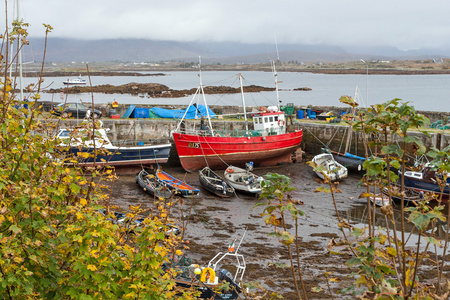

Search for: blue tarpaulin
xmin=121 ymin=105 xmax=136 ymax=119
xmin=344 ymin=152 xmax=366 ymax=161
xmin=150 ymin=104 xmax=216 ymax=119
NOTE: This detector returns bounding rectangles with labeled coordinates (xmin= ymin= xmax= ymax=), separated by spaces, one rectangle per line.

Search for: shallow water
xmin=23 ymin=71 xmax=450 ymax=112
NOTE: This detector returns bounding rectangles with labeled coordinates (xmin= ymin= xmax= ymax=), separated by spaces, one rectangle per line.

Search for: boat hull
xmin=329 ymin=151 xmax=365 ymax=172
xmin=403 ymin=175 xmax=450 ymax=195
xmin=156 ymin=170 xmax=200 ymax=197
xmin=136 ymin=169 xmax=173 ymax=199
xmin=173 ymin=130 xmax=303 ymax=172
xmin=401 ymin=176 xmax=449 ymax=203
xmin=66 ymin=144 xmax=171 ymax=174
xmin=199 ymin=167 xmax=235 ymax=198
xmin=223 ymin=166 xmax=262 ymax=194
xmin=311 ymin=153 xmax=348 ymax=181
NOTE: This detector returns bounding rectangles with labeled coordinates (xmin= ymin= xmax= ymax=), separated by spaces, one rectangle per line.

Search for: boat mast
xmin=10 ymin=0 xmax=24 ymax=102
xmin=344 ymin=86 xmax=359 ymax=154
xmin=174 ymin=57 xmax=214 ymax=135
xmin=271 ymin=59 xmax=281 ymax=110
xmin=198 ymin=57 xmax=214 ymax=135
xmin=238 ymin=73 xmax=249 ymax=133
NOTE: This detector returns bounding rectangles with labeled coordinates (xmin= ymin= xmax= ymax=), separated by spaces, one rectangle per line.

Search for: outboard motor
xmin=245 ymin=161 xmax=254 ymax=172
xmin=218 ymin=269 xmax=241 ymax=292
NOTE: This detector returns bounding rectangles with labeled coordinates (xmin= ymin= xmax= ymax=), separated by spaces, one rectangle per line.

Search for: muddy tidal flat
xmin=109 ymin=157 xmax=382 ymax=299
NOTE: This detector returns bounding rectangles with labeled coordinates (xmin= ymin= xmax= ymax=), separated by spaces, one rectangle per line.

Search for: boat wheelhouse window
xmin=254 ymin=118 xmax=259 ymax=124
xmin=269 ymin=116 xmax=273 ymax=122
xmin=259 ymin=117 xmax=262 ymax=123
xmin=59 ymin=130 xmax=70 ymax=137
xmin=264 ymin=117 xmax=268 ymax=123
xmin=275 ymin=116 xmax=278 ymax=122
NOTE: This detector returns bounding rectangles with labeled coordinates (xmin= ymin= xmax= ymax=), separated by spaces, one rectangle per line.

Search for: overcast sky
xmin=9 ymin=0 xmax=450 ymax=51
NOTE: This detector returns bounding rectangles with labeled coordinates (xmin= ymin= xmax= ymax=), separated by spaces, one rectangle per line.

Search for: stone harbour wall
xmin=59 ymin=118 xmax=450 ymax=158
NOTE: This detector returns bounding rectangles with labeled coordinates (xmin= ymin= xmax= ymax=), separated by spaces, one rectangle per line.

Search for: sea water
xmin=24 ymin=71 xmax=450 ymax=112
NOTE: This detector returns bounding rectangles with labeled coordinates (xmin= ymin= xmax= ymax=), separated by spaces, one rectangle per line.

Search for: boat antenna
xmin=238 ymin=73 xmax=249 ymax=134
xmin=274 ymin=32 xmax=280 ymax=63
xmin=234 ymin=227 xmax=247 ymax=254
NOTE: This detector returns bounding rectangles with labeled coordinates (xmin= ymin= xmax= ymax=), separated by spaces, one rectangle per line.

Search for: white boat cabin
xmin=56 ymin=125 xmax=113 ymax=148
xmin=252 ymin=106 xmax=286 ymax=136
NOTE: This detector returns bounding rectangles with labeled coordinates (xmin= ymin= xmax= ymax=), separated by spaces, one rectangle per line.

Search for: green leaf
xmin=424 ymin=236 xmax=442 ymax=247
xmin=70 ymin=183 xmax=81 ymax=194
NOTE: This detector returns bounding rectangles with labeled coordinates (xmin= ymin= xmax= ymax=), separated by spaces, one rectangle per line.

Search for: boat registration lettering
xmin=188 ymin=142 xmax=200 ymax=148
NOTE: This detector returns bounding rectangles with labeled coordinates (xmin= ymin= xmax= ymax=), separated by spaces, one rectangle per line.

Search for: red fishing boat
xmin=172 ymin=61 xmax=303 ymax=172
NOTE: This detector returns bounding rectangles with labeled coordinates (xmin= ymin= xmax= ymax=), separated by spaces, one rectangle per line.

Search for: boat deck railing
xmin=110 ymin=138 xmax=171 ymax=147
xmin=178 ymin=122 xmax=301 ymax=137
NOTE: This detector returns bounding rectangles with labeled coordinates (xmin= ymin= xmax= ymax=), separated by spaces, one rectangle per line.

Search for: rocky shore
xmin=45 ymin=82 xmax=303 ymax=98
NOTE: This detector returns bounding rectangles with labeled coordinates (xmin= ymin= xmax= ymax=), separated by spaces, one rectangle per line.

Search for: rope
xmin=301 ymin=125 xmax=329 ymax=148
xmin=337 ymin=126 xmax=349 ymax=153
xmin=198 ymin=132 xmax=230 ymax=168
xmin=326 ymin=127 xmax=340 ymax=148
xmin=197 ymin=132 xmax=210 ymax=169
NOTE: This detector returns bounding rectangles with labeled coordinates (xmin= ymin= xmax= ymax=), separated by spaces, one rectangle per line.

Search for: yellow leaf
xmin=87 ymin=265 xmax=97 ymax=271
xmin=175 ymin=249 xmax=183 ymax=256
xmin=78 ymin=152 xmax=90 ymax=159
xmin=13 ymin=257 xmax=24 ymax=263
xmin=387 ymin=247 xmax=397 ymax=257
xmin=405 ymin=268 xmax=412 ymax=287
xmin=80 ymin=198 xmax=87 ymax=206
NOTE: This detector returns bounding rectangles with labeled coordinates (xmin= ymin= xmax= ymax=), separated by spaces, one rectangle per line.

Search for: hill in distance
xmin=22 ymin=38 xmax=449 ymax=64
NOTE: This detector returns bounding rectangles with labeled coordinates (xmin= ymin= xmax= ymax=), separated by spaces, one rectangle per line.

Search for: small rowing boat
xmin=199 ymin=167 xmax=235 ymax=197
xmin=136 ymin=169 xmax=172 ymax=199
xmin=156 ymin=169 xmax=200 ymax=197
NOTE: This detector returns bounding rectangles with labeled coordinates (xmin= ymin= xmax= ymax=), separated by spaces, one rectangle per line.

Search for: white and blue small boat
xmin=224 ymin=163 xmax=263 ymax=194
xmin=311 ymin=153 xmax=348 ymax=181
xmin=56 ymin=121 xmax=171 ymax=174
xmin=63 ymin=76 xmax=87 ymax=85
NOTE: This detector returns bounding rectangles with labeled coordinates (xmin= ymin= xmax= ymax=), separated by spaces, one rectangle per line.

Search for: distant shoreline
xmin=21 ymin=68 xmax=450 ymax=77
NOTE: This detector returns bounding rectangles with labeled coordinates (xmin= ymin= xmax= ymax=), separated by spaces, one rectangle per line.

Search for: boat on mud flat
xmin=382 ymin=184 xmax=428 ymax=206
xmin=155 ymin=168 xmax=200 ymax=197
xmin=324 ymin=148 xmax=366 ymax=173
xmin=369 ymin=194 xmax=390 ymax=207
xmin=56 ymin=120 xmax=172 ymax=174
xmin=63 ymin=75 xmax=87 ymax=85
xmin=400 ymin=164 xmax=449 ymax=203
xmin=168 ymin=229 xmax=247 ymax=299
xmin=199 ymin=167 xmax=235 ymax=198
xmin=136 ymin=169 xmax=173 ymax=199
xmin=322 ymin=89 xmax=366 ymax=173
xmin=172 ymin=61 xmax=303 ymax=173
xmin=311 ymin=153 xmax=348 ymax=181
xmin=98 ymin=209 xmax=180 ymax=236
xmin=223 ymin=163 xmax=263 ymax=194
